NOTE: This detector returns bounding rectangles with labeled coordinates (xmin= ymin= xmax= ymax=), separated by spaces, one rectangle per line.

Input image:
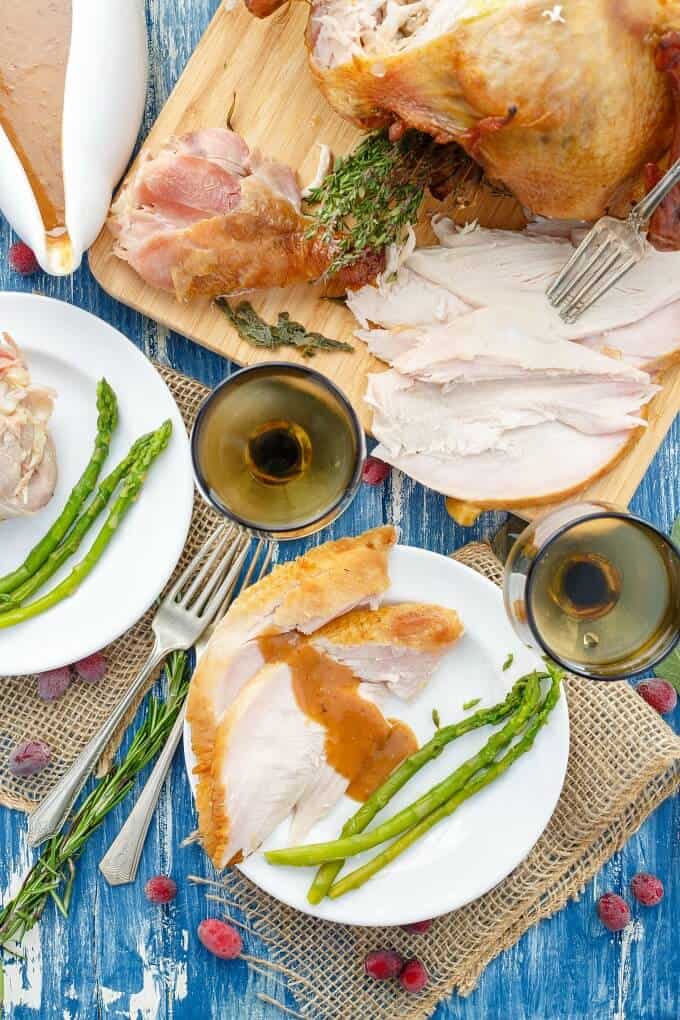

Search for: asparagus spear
xmin=0 ymin=433 xmax=153 ymax=612
xmin=0 ymin=379 xmax=118 ymax=597
xmin=265 ymin=672 xmax=542 ymax=869
xmin=327 ymin=668 xmax=563 ymax=898
xmin=307 ymin=674 xmax=533 ymax=905
xmin=0 ymin=421 xmax=172 ymax=629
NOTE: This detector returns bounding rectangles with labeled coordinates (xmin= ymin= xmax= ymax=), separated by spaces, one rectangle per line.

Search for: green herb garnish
xmin=431 ymin=708 xmax=441 ymax=729
xmin=463 ymin=697 xmax=482 ymax=711
xmin=503 ymin=652 xmax=514 ymax=671
xmin=216 ymin=298 xmax=353 ymax=358
xmin=304 ymin=129 xmax=474 ymax=277
xmin=0 ymin=653 xmax=189 ymax=957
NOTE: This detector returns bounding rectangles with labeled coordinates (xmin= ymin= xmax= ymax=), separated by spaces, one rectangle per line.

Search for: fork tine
xmin=190 ymin=530 xmax=250 ymax=615
xmin=549 ymin=235 xmax=613 ymax=308
xmin=197 ymin=537 xmax=252 ymax=623
xmin=562 ymin=254 xmax=637 ymax=323
xmin=559 ymin=242 xmax=622 ymax=319
xmin=546 ymin=231 xmax=600 ymax=303
xmin=179 ymin=526 xmax=238 ymax=606
xmin=164 ymin=524 xmax=230 ymax=602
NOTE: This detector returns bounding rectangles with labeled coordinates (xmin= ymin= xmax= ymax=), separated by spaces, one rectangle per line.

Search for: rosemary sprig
xmin=304 ymin=129 xmax=475 ymax=277
xmin=216 ymin=298 xmax=353 ymax=357
xmin=0 ymin=652 xmax=190 ymax=954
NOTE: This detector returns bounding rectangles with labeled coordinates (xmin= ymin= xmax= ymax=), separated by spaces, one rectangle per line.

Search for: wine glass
xmin=503 ymin=501 xmax=680 ymax=680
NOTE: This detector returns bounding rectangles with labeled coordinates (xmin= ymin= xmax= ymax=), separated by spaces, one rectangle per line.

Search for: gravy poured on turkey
xmin=0 ymin=2 xmax=71 ymax=234
xmin=257 ymin=632 xmax=418 ymax=802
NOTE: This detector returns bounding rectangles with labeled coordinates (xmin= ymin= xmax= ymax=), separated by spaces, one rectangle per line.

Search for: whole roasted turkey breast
xmin=245 ymin=0 xmax=679 ymax=221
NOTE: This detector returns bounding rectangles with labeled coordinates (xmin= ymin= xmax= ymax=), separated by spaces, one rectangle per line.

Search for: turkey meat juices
xmin=0 ymin=1 xmax=72 ymax=234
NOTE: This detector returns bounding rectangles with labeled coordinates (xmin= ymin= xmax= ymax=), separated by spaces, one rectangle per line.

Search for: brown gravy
xmin=0 ymin=2 xmax=72 ymax=232
xmin=258 ymin=633 xmax=418 ymax=802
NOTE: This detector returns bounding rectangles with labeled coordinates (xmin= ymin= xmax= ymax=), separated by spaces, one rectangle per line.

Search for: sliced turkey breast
xmin=0 ymin=334 xmax=58 ymax=521
xmin=347 ymin=265 xmax=470 ymax=329
xmin=358 ymin=312 xmax=654 ymax=387
xmin=208 ymin=650 xmax=401 ymax=868
xmin=310 ymin=602 xmax=463 ymax=700
xmin=187 ymin=526 xmax=396 ymax=860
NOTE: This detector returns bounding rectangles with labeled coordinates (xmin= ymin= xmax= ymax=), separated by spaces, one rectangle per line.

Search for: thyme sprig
xmin=0 ymin=652 xmax=190 ymax=955
xmin=304 ymin=129 xmax=475 ymax=277
xmin=216 ymin=298 xmax=353 ymax=357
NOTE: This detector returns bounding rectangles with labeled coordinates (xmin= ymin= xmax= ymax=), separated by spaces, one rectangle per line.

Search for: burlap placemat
xmin=0 ymin=367 xmax=225 ymax=811
xmin=214 ymin=547 xmax=680 ymax=1017
xmin=2 ymin=366 xmax=679 ymax=1018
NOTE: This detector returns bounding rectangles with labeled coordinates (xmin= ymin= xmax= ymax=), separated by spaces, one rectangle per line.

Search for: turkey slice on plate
xmin=186 ymin=526 xmax=396 ymax=860
xmin=310 ymin=602 xmax=463 ymax=700
xmin=207 ymin=653 xmax=394 ymax=869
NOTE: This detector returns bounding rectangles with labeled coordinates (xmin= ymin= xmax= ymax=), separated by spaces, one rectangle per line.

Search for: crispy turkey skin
xmin=243 ymin=0 xmax=680 ymax=221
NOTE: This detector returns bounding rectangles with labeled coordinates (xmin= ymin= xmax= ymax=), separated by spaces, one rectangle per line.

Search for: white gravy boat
xmin=0 ymin=0 xmax=147 ymax=275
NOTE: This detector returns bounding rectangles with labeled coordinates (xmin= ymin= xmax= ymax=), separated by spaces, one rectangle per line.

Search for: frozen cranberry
xmin=8 ymin=740 xmax=51 ymax=777
xmin=362 ymin=456 xmax=390 ymax=485
xmin=144 ymin=875 xmax=177 ymax=904
xmin=37 ymin=667 xmax=72 ymax=702
xmin=364 ymin=949 xmax=404 ymax=980
xmin=402 ymin=919 xmax=433 ymax=934
xmin=73 ymin=652 xmax=106 ymax=684
xmin=636 ymin=679 xmax=677 ymax=715
xmin=399 ymin=957 xmax=429 ymax=993
xmin=8 ymin=242 xmax=39 ymax=276
xmin=198 ymin=918 xmax=242 ymax=959
xmin=631 ymin=872 xmax=664 ymax=907
xmin=597 ymin=893 xmax=630 ymax=932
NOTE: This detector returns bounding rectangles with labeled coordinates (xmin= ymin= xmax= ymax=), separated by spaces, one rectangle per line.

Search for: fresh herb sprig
xmin=216 ymin=298 xmax=353 ymax=358
xmin=304 ymin=129 xmax=474 ymax=277
xmin=0 ymin=653 xmax=190 ymax=954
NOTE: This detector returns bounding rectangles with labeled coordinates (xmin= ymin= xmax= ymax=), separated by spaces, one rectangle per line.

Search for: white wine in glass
xmin=504 ymin=502 xmax=680 ymax=679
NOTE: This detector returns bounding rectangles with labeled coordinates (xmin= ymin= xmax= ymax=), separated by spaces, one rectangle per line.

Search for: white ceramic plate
xmin=0 ymin=293 xmax=194 ymax=675
xmin=184 ymin=544 xmax=569 ymax=926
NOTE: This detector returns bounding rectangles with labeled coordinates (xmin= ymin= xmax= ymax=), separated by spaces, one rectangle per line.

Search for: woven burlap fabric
xmin=2 ymin=368 xmax=678 ymax=1018
xmin=0 ymin=367 xmax=224 ymax=812
xmin=212 ymin=542 xmax=680 ymax=1018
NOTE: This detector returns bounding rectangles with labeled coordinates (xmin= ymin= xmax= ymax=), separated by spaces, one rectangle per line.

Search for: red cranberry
xmin=631 ymin=872 xmax=664 ymax=906
xmin=597 ymin=893 xmax=630 ymax=932
xmin=399 ymin=957 xmax=429 ymax=993
xmin=364 ymin=949 xmax=404 ymax=980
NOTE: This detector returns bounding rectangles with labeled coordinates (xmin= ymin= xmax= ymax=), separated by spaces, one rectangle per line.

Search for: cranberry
xmin=364 ymin=949 xmax=404 ymax=980
xmin=597 ymin=893 xmax=630 ymax=932
xmin=402 ymin=919 xmax=433 ymax=934
xmin=399 ymin=957 xmax=429 ymax=993
xmin=8 ymin=740 xmax=51 ymax=777
xmin=73 ymin=652 xmax=107 ymax=684
xmin=37 ymin=667 xmax=72 ymax=702
xmin=197 ymin=919 xmax=242 ymax=959
xmin=636 ymin=679 xmax=677 ymax=715
xmin=144 ymin=876 xmax=177 ymax=904
xmin=631 ymin=872 xmax=664 ymax=906
xmin=362 ymin=456 xmax=390 ymax=485
xmin=8 ymin=242 xmax=39 ymax=276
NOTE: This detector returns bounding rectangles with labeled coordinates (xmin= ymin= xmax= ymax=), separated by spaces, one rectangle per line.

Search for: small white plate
xmin=0 ymin=293 xmax=194 ymax=675
xmin=184 ymin=545 xmax=569 ymax=926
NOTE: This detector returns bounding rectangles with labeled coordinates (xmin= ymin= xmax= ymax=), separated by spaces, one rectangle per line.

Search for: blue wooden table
xmin=1 ymin=3 xmax=678 ymax=1017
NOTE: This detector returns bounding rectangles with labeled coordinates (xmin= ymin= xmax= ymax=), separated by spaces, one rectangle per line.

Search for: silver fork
xmin=98 ymin=539 xmax=274 ymax=886
xmin=27 ymin=523 xmax=253 ymax=848
xmin=547 ymin=156 xmax=680 ymax=323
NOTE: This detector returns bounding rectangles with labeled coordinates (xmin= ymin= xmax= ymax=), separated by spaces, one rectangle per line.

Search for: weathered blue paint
xmin=0 ymin=2 xmax=678 ymax=1017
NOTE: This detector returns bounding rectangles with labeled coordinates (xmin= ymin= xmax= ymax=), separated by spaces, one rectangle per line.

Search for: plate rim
xmin=183 ymin=542 xmax=570 ymax=926
xmin=0 ymin=291 xmax=194 ymax=675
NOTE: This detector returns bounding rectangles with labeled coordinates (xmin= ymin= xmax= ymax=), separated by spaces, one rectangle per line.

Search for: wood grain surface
xmin=0 ymin=2 xmax=678 ymax=1018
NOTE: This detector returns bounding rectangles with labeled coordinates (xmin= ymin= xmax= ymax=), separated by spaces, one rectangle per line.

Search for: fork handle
xmin=27 ymin=641 xmax=168 ymax=848
xmin=632 ymin=156 xmax=680 ymax=225
xmin=98 ymin=705 xmax=186 ymax=885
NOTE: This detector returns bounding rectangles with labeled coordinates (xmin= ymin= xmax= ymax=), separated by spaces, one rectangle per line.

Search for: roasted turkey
xmin=244 ymin=0 xmax=680 ymax=221
xmin=0 ymin=334 xmax=57 ymax=521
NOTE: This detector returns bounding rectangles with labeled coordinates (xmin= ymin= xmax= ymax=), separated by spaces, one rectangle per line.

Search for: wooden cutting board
xmin=89 ymin=2 xmax=680 ymax=516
